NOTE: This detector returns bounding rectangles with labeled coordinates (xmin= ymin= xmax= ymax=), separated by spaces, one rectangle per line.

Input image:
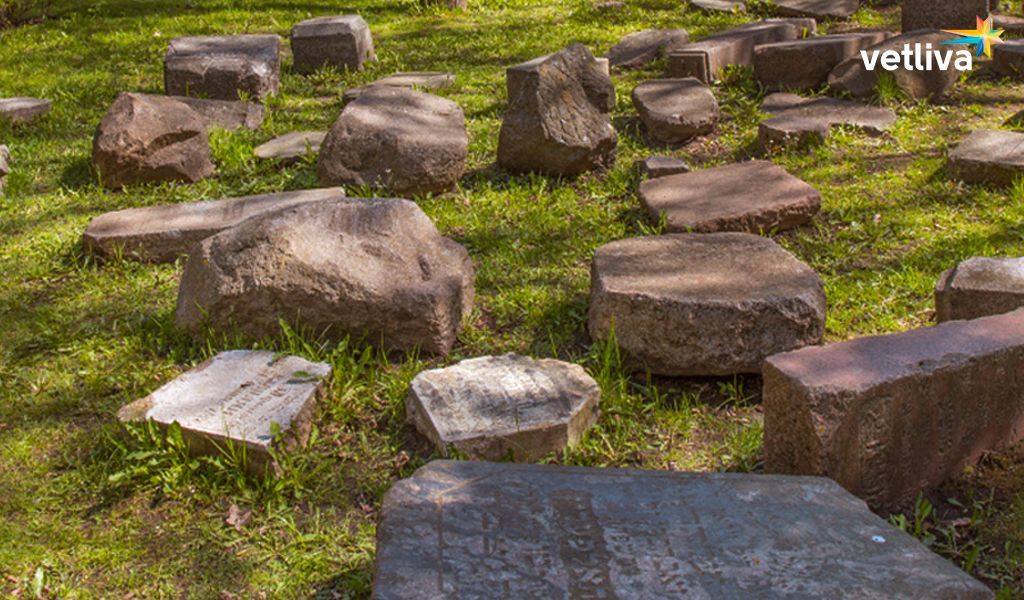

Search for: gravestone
xmin=764 ymin=307 xmax=1024 ymax=510
xmin=164 ymin=34 xmax=281 ymax=101
xmin=992 ymin=40 xmax=1024 ymax=77
xmin=0 ymin=97 xmax=51 ymax=123
xmin=117 ymin=350 xmax=331 ymax=473
xmin=0 ymin=145 xmax=9 ymax=193
xmin=636 ymin=155 xmax=689 ymax=178
xmin=343 ymin=72 xmax=455 ymax=103
xmin=406 ymin=354 xmax=601 ymax=461
xmin=175 ymin=96 xmax=264 ymax=130
xmin=291 ymin=15 xmax=375 ymax=75
xmin=631 ymin=78 xmax=719 ymax=145
xmin=901 ymin=0 xmax=990 ymax=32
xmin=588 ymin=233 xmax=826 ymax=376
xmin=254 ymin=131 xmax=326 ymax=163
xmin=758 ymin=93 xmax=897 ymax=149
xmin=948 ymin=129 xmax=1024 ymax=186
xmin=829 ymin=30 xmax=960 ymax=99
xmin=639 ymin=160 xmax=821 ymax=233
xmin=83 ymin=188 xmax=345 ymax=263
xmin=606 ymin=28 xmax=690 ymax=69
xmin=773 ymin=0 xmax=858 ymax=19
xmin=936 ymin=257 xmax=1024 ymax=322
xmin=754 ymin=32 xmax=892 ymax=92
xmin=374 ymin=461 xmax=993 ymax=599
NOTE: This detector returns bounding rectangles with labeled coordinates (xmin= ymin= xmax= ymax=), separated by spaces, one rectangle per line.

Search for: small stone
xmin=291 ymin=15 xmax=375 ymax=75
xmin=83 ymin=188 xmax=345 ymax=263
xmin=829 ymin=30 xmax=960 ymax=100
xmin=0 ymin=145 xmax=10 ymax=193
xmin=636 ymin=155 xmax=690 ymax=178
xmin=631 ymin=78 xmax=719 ymax=145
xmin=588 ymin=233 xmax=826 ymax=376
xmin=773 ymin=0 xmax=858 ymax=19
xmin=690 ymin=0 xmax=746 ymax=12
xmin=992 ymin=39 xmax=1024 ymax=77
xmin=175 ymin=96 xmax=265 ymax=130
xmin=342 ymin=71 xmax=455 ymax=103
xmin=118 ymin=350 xmax=330 ymax=474
xmin=639 ymin=160 xmax=821 ymax=233
xmin=606 ymin=28 xmax=690 ymax=69
xmin=0 ymin=97 xmax=51 ymax=123
xmin=758 ymin=93 xmax=897 ymax=149
xmin=164 ymin=34 xmax=281 ymax=101
xmin=754 ymin=32 xmax=892 ymax=92
xmin=936 ymin=257 xmax=1024 ymax=322
xmin=948 ymin=129 xmax=1024 ymax=186
xmin=254 ymin=131 xmax=326 ymax=163
xmin=902 ymin=0 xmax=990 ymax=32
xmin=406 ymin=354 xmax=601 ymax=461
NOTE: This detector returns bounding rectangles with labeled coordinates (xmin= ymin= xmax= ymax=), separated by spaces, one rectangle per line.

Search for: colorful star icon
xmin=942 ymin=15 xmax=1005 ymax=58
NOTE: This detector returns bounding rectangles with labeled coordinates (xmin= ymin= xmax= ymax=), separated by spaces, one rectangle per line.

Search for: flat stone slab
xmin=902 ymin=0 xmax=988 ymax=32
xmin=764 ymin=307 xmax=1024 ymax=510
xmin=118 ymin=350 xmax=331 ymax=472
xmin=759 ymin=93 xmax=897 ymax=149
xmin=754 ymin=32 xmax=892 ymax=92
xmin=773 ymin=0 xmax=858 ymax=19
xmin=375 ymin=461 xmax=992 ymax=599
xmin=254 ymin=131 xmax=326 ymax=162
xmin=631 ymin=78 xmax=719 ymax=145
xmin=83 ymin=187 xmax=345 ymax=263
xmin=175 ymin=96 xmax=264 ymax=130
xmin=343 ymin=72 xmax=455 ymax=103
xmin=164 ymin=34 xmax=281 ymax=100
xmin=948 ymin=129 xmax=1024 ymax=186
xmin=992 ymin=39 xmax=1024 ymax=77
xmin=291 ymin=15 xmax=375 ymax=75
xmin=936 ymin=257 xmax=1024 ymax=322
xmin=639 ymin=160 xmax=821 ymax=233
xmin=0 ymin=97 xmax=51 ymax=123
xmin=588 ymin=233 xmax=826 ymax=376
xmin=690 ymin=0 xmax=745 ymax=12
xmin=606 ymin=28 xmax=689 ymax=69
xmin=406 ymin=354 xmax=600 ymax=461
xmin=636 ymin=155 xmax=689 ymax=178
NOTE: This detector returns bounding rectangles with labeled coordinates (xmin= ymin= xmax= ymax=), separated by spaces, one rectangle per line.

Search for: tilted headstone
xmin=754 ymin=32 xmax=892 ymax=92
xmin=0 ymin=97 xmax=51 ymax=123
xmin=936 ymin=257 xmax=1024 ymax=322
xmin=164 ymin=34 xmax=281 ymax=101
xmin=291 ymin=15 xmax=375 ymax=75
xmin=948 ymin=129 xmax=1024 ymax=186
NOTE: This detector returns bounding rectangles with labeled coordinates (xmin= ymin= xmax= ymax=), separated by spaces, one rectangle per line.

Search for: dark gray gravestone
xmin=374 ymin=461 xmax=993 ymax=599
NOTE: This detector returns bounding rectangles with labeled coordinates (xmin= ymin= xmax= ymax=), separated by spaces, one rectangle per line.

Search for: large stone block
xmin=0 ymin=97 xmax=51 ymax=123
xmin=631 ymin=78 xmax=719 ymax=145
xmin=374 ymin=461 xmax=992 ymax=599
xmin=606 ymin=28 xmax=690 ymax=69
xmin=764 ymin=308 xmax=1024 ymax=510
xmin=901 ymin=0 xmax=990 ymax=32
xmin=936 ymin=257 xmax=1024 ymax=322
xmin=291 ymin=15 xmax=375 ymax=75
xmin=588 ymin=233 xmax=826 ymax=376
xmin=948 ymin=129 xmax=1024 ymax=186
xmin=164 ymin=34 xmax=281 ymax=101
xmin=993 ymin=39 xmax=1024 ymax=77
xmin=754 ymin=32 xmax=892 ymax=92
xmin=829 ymin=30 xmax=960 ymax=100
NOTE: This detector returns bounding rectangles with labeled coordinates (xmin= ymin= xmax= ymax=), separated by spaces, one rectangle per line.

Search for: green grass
xmin=2 ymin=0 xmax=1024 ymax=596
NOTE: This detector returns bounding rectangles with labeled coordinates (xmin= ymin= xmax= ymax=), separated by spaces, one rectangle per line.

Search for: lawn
xmin=1 ymin=0 xmax=1024 ymax=597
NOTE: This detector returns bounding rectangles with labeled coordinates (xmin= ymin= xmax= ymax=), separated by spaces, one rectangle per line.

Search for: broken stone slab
xmin=175 ymin=96 xmax=264 ymax=130
xmin=639 ymin=160 xmax=821 ymax=233
xmin=118 ymin=350 xmax=330 ymax=474
xmin=606 ymin=28 xmax=690 ymax=69
xmin=758 ymin=93 xmax=897 ymax=149
xmin=0 ymin=97 xmax=51 ymax=123
xmin=765 ymin=307 xmax=1024 ymax=511
xmin=0 ymin=145 xmax=9 ymax=193
xmin=902 ymin=0 xmax=990 ymax=32
xmin=936 ymin=257 xmax=1024 ymax=322
xmin=948 ymin=129 xmax=1024 ymax=186
xmin=636 ymin=155 xmax=690 ymax=178
xmin=83 ymin=187 xmax=345 ymax=263
xmin=291 ymin=15 xmax=375 ymax=75
xmin=992 ymin=39 xmax=1024 ymax=77
xmin=690 ymin=0 xmax=745 ymax=12
xmin=375 ymin=461 xmax=993 ymax=599
xmin=773 ymin=0 xmax=859 ymax=20
xmin=666 ymin=18 xmax=817 ymax=83
xmin=164 ymin=34 xmax=281 ymax=101
xmin=254 ymin=131 xmax=326 ymax=163
xmin=754 ymin=32 xmax=892 ymax=92
xmin=406 ymin=354 xmax=601 ymax=461
xmin=829 ymin=30 xmax=960 ymax=100
xmin=588 ymin=233 xmax=826 ymax=376
xmin=631 ymin=78 xmax=719 ymax=145
xmin=342 ymin=72 xmax=455 ymax=103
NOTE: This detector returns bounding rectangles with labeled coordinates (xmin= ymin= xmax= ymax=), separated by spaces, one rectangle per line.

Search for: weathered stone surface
xmin=902 ymin=0 xmax=990 ymax=32
xmin=0 ymin=145 xmax=10 ymax=193
xmin=606 ymin=28 xmax=690 ymax=69
xmin=759 ymin=93 xmax=897 ymax=149
xmin=375 ymin=461 xmax=992 ymax=599
xmin=424 ymin=0 xmax=467 ymax=8
xmin=83 ymin=188 xmax=345 ymax=263
xmin=318 ymin=87 xmax=467 ymax=196
xmin=936 ymin=257 xmax=1024 ymax=322
xmin=342 ymin=72 xmax=455 ymax=103
xmin=948 ymin=129 xmax=1024 ymax=186
xmin=994 ymin=14 xmax=1024 ymax=37
xmin=406 ymin=354 xmax=601 ymax=461
xmin=0 ymin=97 xmax=51 ymax=123
xmin=254 ymin=131 xmax=326 ymax=162
xmin=118 ymin=350 xmax=330 ymax=473
xmin=291 ymin=15 xmax=375 ymax=75
xmin=92 ymin=92 xmax=215 ymax=190
xmin=497 ymin=44 xmax=617 ymax=176
xmin=175 ymin=96 xmax=264 ymax=130
xmin=773 ymin=0 xmax=858 ymax=19
xmin=164 ymin=34 xmax=281 ymax=100
xmin=176 ymin=198 xmax=474 ymax=355
xmin=666 ymin=18 xmax=817 ymax=83
xmin=631 ymin=78 xmax=719 ymax=145
xmin=765 ymin=308 xmax=1024 ymax=511
xmin=829 ymin=30 xmax=960 ymax=99
xmin=992 ymin=39 xmax=1024 ymax=77
xmin=754 ymin=32 xmax=892 ymax=91
xmin=639 ymin=160 xmax=821 ymax=233
xmin=588 ymin=233 xmax=826 ymax=376
xmin=691 ymin=0 xmax=745 ymax=12
xmin=636 ymin=155 xmax=690 ymax=178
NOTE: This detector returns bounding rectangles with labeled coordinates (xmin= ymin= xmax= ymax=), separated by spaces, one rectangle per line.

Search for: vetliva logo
xmin=861 ymin=15 xmax=1005 ymax=72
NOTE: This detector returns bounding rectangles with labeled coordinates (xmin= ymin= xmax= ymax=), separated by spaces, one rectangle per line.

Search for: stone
xmin=498 ymin=44 xmax=617 ymax=176
xmin=0 ymin=97 xmax=51 ymax=123
xmin=902 ymin=0 xmax=990 ymax=32
xmin=425 ymin=0 xmax=467 ymax=8
xmin=936 ymin=257 xmax=1024 ymax=322
xmin=666 ymin=18 xmax=817 ymax=83
xmin=829 ymin=30 xmax=960 ymax=100
xmin=992 ymin=39 xmax=1024 ymax=77
xmin=639 ymin=160 xmax=821 ymax=233
xmin=175 ymin=198 xmax=475 ymax=355
xmin=631 ymin=78 xmax=719 ymax=145
xmin=758 ymin=93 xmax=897 ymax=149
xmin=374 ymin=460 xmax=992 ymax=599
xmin=164 ymin=34 xmax=281 ymax=101
xmin=948 ymin=129 xmax=1024 ymax=186
xmin=606 ymin=28 xmax=690 ymax=69
xmin=92 ymin=92 xmax=215 ymax=190
xmin=318 ymin=87 xmax=467 ymax=196
xmin=406 ymin=354 xmax=601 ymax=461
xmin=636 ymin=155 xmax=690 ymax=178
xmin=83 ymin=188 xmax=345 ymax=263
xmin=764 ymin=307 xmax=1024 ymax=511
xmin=342 ymin=72 xmax=456 ymax=103
xmin=175 ymin=96 xmax=264 ymax=130
xmin=773 ymin=0 xmax=859 ymax=19
xmin=291 ymin=15 xmax=375 ymax=75
xmin=588 ymin=233 xmax=826 ymax=376
xmin=754 ymin=32 xmax=892 ymax=92
xmin=0 ymin=145 xmax=9 ymax=193
xmin=254 ymin=131 xmax=326 ymax=163
xmin=994 ymin=14 xmax=1024 ymax=37
xmin=691 ymin=0 xmax=745 ymax=12
xmin=118 ymin=350 xmax=330 ymax=473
